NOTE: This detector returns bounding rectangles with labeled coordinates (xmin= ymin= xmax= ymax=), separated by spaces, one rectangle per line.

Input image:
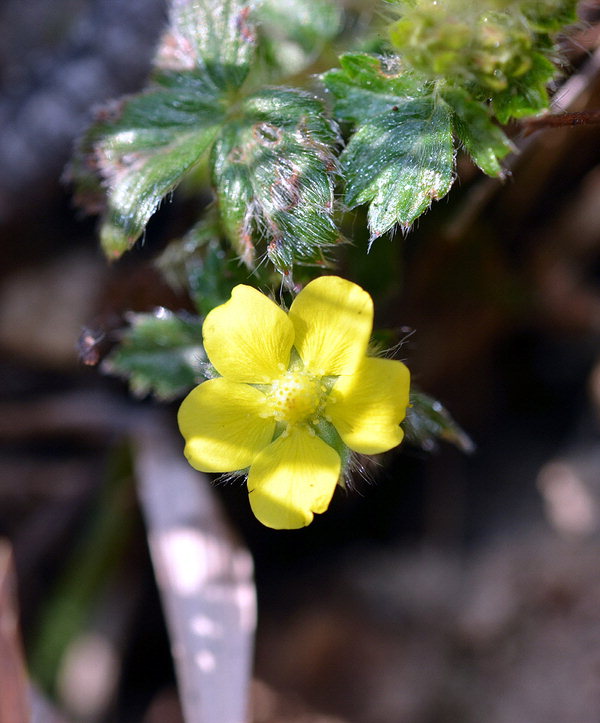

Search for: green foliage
xmin=324 ymin=54 xmax=455 ymax=236
xmin=73 ymin=0 xmax=342 ymax=272
xmin=212 ymin=88 xmax=340 ymax=271
xmin=91 ymin=84 xmax=223 ymax=258
xmin=153 ymin=215 xmax=225 ymax=307
xmin=154 ymin=0 xmax=257 ymax=90
xmin=323 ymin=53 xmax=425 ymax=123
xmin=524 ymin=0 xmax=578 ymax=32
xmin=343 ymin=96 xmax=454 ymax=237
xmin=319 ymin=0 xmax=574 ymax=234
xmin=72 ymin=0 xmax=579 ymax=412
xmin=102 ymin=310 xmax=205 ymax=400
xmin=490 ymin=53 xmax=558 ymax=125
xmin=387 ymin=0 xmax=577 ymax=116
xmin=73 ymin=0 xmax=576 ymax=264
xmin=442 ymin=87 xmax=514 ymax=177
xmin=73 ymin=0 xmax=258 ymax=257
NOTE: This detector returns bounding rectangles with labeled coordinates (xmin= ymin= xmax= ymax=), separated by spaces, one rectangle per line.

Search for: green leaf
xmin=154 ymin=0 xmax=258 ymax=91
xmin=257 ymin=0 xmax=342 ymax=76
xmin=72 ymin=0 xmax=260 ymax=259
xmin=93 ymin=79 xmax=224 ymax=257
xmin=102 ymin=309 xmax=205 ymax=400
xmin=211 ymin=87 xmax=341 ymax=272
xmin=343 ymin=97 xmax=454 ymax=236
xmin=491 ymin=53 xmax=556 ymax=124
xmin=325 ymin=54 xmax=454 ymax=236
xmin=443 ymin=87 xmax=514 ymax=177
xmin=154 ymin=217 xmax=226 ymax=315
xmin=403 ymin=389 xmax=475 ymax=453
xmin=323 ymin=53 xmax=425 ymax=124
xmin=325 ymin=54 xmax=454 ymax=235
xmin=384 ymin=1 xmax=576 ymax=125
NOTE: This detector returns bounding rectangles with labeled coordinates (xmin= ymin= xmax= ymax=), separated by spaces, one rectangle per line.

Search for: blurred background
xmin=3 ymin=0 xmax=600 ymax=721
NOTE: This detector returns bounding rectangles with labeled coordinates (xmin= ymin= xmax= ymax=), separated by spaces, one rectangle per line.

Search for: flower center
xmin=267 ymin=371 xmax=323 ymax=425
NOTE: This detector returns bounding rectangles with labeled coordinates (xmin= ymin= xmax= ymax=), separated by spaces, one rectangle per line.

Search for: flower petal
xmin=288 ymin=276 xmax=373 ymax=376
xmin=203 ymin=285 xmax=294 ymax=383
xmin=326 ymin=357 xmax=410 ymax=454
xmin=247 ymin=427 xmax=341 ymax=529
xmin=178 ymin=378 xmax=275 ymax=473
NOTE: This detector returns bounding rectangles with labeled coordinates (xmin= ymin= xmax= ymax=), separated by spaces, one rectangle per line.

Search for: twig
xmin=521 ymin=110 xmax=600 ymax=135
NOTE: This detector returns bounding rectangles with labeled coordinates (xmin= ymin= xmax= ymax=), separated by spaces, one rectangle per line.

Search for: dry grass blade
xmin=133 ymin=418 xmax=256 ymax=723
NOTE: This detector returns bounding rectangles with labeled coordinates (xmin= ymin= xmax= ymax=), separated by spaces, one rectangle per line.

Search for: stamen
xmin=266 ymin=370 xmax=326 ymax=425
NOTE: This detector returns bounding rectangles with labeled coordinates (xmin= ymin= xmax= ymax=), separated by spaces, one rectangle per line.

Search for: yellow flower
xmin=178 ymin=276 xmax=410 ymax=529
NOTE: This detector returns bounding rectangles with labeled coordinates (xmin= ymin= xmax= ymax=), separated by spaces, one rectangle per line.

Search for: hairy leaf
xmin=403 ymin=389 xmax=475 ymax=453
xmin=325 ymin=54 xmax=454 ymax=236
xmin=155 ymin=0 xmax=258 ymax=91
xmin=443 ymin=87 xmax=514 ymax=177
xmin=93 ymin=80 xmax=224 ymax=258
xmin=343 ymin=98 xmax=454 ymax=236
xmin=323 ymin=54 xmax=425 ymax=124
xmin=102 ymin=309 xmax=205 ymax=400
xmin=211 ymin=87 xmax=341 ymax=272
xmin=73 ymin=0 xmax=259 ymax=259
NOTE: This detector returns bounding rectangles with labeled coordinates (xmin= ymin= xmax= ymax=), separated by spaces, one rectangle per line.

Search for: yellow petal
xmin=203 ymin=285 xmax=294 ymax=383
xmin=178 ymin=378 xmax=275 ymax=473
xmin=288 ymin=276 xmax=373 ymax=376
xmin=326 ymin=357 xmax=410 ymax=454
xmin=247 ymin=427 xmax=341 ymax=529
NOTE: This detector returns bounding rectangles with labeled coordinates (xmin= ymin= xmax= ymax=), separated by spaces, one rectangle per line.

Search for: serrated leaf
xmin=211 ymin=87 xmax=341 ymax=272
xmin=155 ymin=0 xmax=258 ymax=91
xmin=403 ymin=389 xmax=475 ymax=453
xmin=343 ymin=99 xmax=454 ymax=236
xmin=324 ymin=53 xmax=454 ymax=235
xmin=102 ymin=309 xmax=205 ymax=400
xmin=443 ymin=87 xmax=514 ymax=177
xmin=257 ymin=0 xmax=342 ymax=76
xmin=72 ymin=0 xmax=260 ymax=259
xmin=93 ymin=80 xmax=224 ymax=257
